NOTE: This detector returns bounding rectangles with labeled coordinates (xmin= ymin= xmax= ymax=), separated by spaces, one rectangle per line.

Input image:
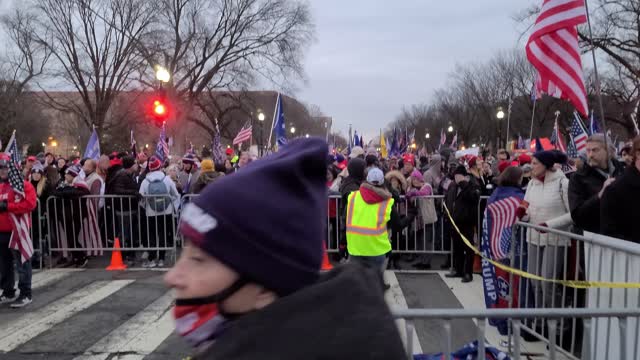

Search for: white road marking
xmin=384 ymin=270 xmax=423 ymax=355
xmin=30 ymin=269 xmax=85 ymax=289
xmin=73 ymin=292 xmax=175 ymax=359
xmin=0 ymin=280 xmax=134 ymax=352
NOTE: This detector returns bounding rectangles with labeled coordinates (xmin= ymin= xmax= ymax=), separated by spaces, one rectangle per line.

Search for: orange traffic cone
xmin=321 ymin=242 xmax=333 ymax=271
xmin=106 ymin=237 xmax=127 ymax=271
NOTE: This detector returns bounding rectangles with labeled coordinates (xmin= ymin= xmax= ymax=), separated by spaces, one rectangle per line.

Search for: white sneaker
xmin=157 ymin=260 xmax=164 ymax=268
xmin=0 ymin=293 xmax=17 ymax=304
xmin=145 ymin=260 xmax=157 ymax=268
xmin=10 ymin=295 xmax=32 ymax=308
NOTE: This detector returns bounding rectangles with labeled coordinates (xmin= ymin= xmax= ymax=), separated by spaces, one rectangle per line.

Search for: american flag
xmin=550 ymin=118 xmax=567 ymax=152
xmin=155 ymin=122 xmax=169 ymax=161
xmin=232 ymin=123 xmax=253 ymax=145
xmin=439 ymin=128 xmax=446 ymax=148
xmin=486 ymin=195 xmax=522 ymax=260
xmin=4 ymin=132 xmax=33 ymax=263
xmin=570 ymin=111 xmax=589 ymax=153
xmin=526 ymin=0 xmax=589 ymax=116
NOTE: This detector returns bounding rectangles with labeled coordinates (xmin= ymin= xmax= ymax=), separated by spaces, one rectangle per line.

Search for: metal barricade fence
xmin=503 ymin=222 xmax=640 ymax=359
xmin=30 ymin=198 xmax=44 ymax=270
xmin=392 ymin=307 xmax=640 ymax=360
xmin=46 ymin=194 xmax=179 ymax=266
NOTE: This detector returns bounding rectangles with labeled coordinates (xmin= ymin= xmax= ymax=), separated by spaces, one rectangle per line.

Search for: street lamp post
xmin=258 ymin=111 xmax=265 ymax=156
xmin=290 ymin=126 xmax=296 ymax=136
xmin=496 ymin=107 xmax=505 ymax=149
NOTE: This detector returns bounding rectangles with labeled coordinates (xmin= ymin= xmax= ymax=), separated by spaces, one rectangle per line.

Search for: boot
xmin=461 ymin=274 xmax=473 ymax=283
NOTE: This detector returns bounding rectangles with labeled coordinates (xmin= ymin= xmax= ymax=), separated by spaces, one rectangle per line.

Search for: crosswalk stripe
xmin=0 ymin=280 xmax=134 ymax=352
xmin=73 ymin=292 xmax=175 ymax=359
xmin=13 ymin=269 xmax=85 ymax=290
xmin=384 ymin=271 xmax=423 ymax=355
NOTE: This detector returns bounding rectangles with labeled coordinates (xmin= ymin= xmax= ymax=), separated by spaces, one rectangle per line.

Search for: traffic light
xmin=149 ymin=95 xmax=170 ymax=127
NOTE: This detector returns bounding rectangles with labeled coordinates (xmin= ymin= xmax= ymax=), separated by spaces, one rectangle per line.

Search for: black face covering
xmin=175 ymin=277 xmax=249 ymax=307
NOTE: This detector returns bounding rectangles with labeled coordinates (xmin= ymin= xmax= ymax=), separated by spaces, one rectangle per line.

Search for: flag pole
xmin=266 ymin=93 xmax=280 ymax=151
xmin=506 ymin=96 xmax=512 ymax=148
xmin=529 ymin=98 xmax=537 ymax=143
xmin=584 ymin=0 xmax=610 ymax=154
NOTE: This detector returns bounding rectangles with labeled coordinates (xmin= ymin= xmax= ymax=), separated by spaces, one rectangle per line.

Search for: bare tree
xmin=0 ymin=9 xmax=52 ymax=146
xmin=145 ymin=0 xmax=314 ymax=137
xmin=26 ymin=0 xmax=157 ymax=135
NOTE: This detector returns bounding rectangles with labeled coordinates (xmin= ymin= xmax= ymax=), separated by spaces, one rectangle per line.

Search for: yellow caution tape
xmin=443 ymin=203 xmax=640 ymax=289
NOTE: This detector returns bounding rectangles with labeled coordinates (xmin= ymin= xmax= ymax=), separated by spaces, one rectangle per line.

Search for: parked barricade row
xmin=45 ymin=195 xmax=179 ymax=266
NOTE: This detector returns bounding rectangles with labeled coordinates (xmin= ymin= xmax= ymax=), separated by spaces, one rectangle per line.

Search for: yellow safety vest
xmin=346 ymin=191 xmax=394 ymax=256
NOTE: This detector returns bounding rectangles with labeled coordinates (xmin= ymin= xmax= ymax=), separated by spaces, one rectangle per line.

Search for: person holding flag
xmin=0 ymin=140 xmax=37 ymax=307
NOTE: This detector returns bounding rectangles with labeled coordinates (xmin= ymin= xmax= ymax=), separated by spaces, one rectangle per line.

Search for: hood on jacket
xmin=359 ymin=183 xmax=392 ymax=204
xmin=199 ymin=171 xmax=223 ymax=183
xmin=197 ymin=264 xmax=406 ymax=360
xmin=145 ymin=170 xmax=167 ymax=182
xmin=384 ymin=170 xmax=407 ymax=192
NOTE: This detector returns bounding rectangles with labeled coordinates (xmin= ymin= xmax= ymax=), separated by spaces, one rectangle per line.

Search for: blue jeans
xmin=350 ymin=254 xmax=388 ymax=273
xmin=0 ymin=232 xmax=32 ymax=298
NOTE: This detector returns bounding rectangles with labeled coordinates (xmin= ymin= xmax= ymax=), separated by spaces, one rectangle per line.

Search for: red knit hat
xmin=497 ymin=160 xmax=512 ymax=174
xmin=517 ymin=154 xmax=532 ymax=165
xmin=148 ymin=156 xmax=162 ymax=171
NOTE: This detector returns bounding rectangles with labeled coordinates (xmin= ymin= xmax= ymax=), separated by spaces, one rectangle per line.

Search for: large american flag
xmin=232 ymin=123 xmax=252 ymax=145
xmin=526 ymin=0 xmax=589 ymax=116
xmin=4 ymin=133 xmax=33 ymax=263
xmin=570 ymin=111 xmax=589 ymax=152
xmin=486 ymin=196 xmax=521 ymax=260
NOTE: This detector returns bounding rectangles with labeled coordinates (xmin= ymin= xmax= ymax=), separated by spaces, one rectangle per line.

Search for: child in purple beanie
xmin=164 ymin=138 xmax=406 ymax=360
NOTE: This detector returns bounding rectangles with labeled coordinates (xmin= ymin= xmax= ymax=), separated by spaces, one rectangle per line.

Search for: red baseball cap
xmin=225 ymin=148 xmax=234 ymax=156
xmin=27 ymin=156 xmax=37 ymax=162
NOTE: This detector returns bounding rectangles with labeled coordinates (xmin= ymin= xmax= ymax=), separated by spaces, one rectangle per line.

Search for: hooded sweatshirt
xmin=194 ymin=263 xmax=407 ymax=360
xmin=138 ymin=170 xmax=181 ymax=216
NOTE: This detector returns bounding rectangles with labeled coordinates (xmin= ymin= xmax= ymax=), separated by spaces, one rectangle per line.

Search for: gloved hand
xmin=0 ymin=201 xmax=7 ymax=213
xmin=537 ymin=223 xmax=549 ymax=234
xmin=515 ymin=206 xmax=527 ymax=220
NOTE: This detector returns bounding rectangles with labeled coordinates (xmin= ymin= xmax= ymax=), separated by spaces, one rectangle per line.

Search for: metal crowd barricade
xmin=46 ymin=194 xmax=179 ymax=267
xmin=504 ymin=222 xmax=640 ymax=359
xmin=392 ymin=307 xmax=640 ymax=360
xmin=29 ymin=198 xmax=44 ymax=270
xmin=395 ymin=195 xmax=449 ymax=255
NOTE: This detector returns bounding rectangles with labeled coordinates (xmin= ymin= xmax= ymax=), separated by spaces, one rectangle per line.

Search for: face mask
xmin=173 ymin=278 xmax=248 ymax=347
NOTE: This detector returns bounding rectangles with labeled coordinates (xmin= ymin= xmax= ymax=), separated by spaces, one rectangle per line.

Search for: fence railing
xmin=392 ymin=307 xmax=640 ymax=360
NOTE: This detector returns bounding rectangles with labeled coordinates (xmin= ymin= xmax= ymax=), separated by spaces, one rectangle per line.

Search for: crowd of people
xmin=0 ymin=133 xmax=638 ymax=311
xmin=326 ymin=134 xmax=640 ymax=285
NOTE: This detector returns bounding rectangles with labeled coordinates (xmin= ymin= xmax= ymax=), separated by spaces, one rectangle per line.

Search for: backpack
xmin=147 ymin=176 xmax=170 ymax=212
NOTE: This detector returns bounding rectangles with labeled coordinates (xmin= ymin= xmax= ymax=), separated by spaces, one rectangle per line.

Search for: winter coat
xmin=108 ymin=168 xmax=139 ymax=213
xmin=568 ymin=160 xmax=624 ymax=234
xmin=51 ymin=183 xmax=90 ymax=228
xmin=407 ymin=183 xmax=437 ymax=225
xmin=600 ymin=165 xmax=640 ymax=243
xmin=193 ymin=263 xmax=407 ymax=360
xmin=0 ymin=180 xmax=37 ymax=233
xmin=445 ymin=179 xmax=480 ymax=227
xmin=178 ymin=169 xmax=201 ymax=194
xmin=423 ymin=157 xmax=443 ymax=195
xmin=138 ymin=170 xmax=181 ymax=217
xmin=523 ymin=169 xmax=572 ymax=246
xmin=384 ymin=170 xmax=408 ymax=194
xmin=189 ymin=171 xmax=224 ymax=195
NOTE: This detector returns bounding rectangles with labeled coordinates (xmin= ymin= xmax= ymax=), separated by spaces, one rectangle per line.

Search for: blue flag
xmin=589 ymin=111 xmax=601 ymax=135
xmin=535 ymin=137 xmax=544 ymax=152
xmin=155 ymin=122 xmax=169 ymax=161
xmin=353 ymin=131 xmax=360 ymax=147
xmin=273 ymin=93 xmax=287 ymax=149
xmin=84 ymin=128 xmax=101 ymax=160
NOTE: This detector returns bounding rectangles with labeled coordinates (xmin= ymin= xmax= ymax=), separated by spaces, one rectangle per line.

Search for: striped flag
xmin=232 ymin=123 xmax=252 ymax=145
xmin=439 ymin=128 xmax=446 ymax=150
xmin=526 ymin=0 xmax=589 ymax=116
xmin=486 ymin=195 xmax=522 ymax=260
xmin=570 ymin=111 xmax=589 ymax=153
xmin=155 ymin=122 xmax=169 ymax=161
xmin=4 ymin=132 xmax=33 ymax=263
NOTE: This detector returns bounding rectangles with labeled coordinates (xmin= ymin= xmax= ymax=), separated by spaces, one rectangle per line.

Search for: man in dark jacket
xmin=337 ymin=158 xmax=366 ymax=261
xmin=600 ymin=137 xmax=640 ymax=243
xmin=569 ymin=134 xmax=625 ymax=234
xmin=445 ymin=165 xmax=480 ymax=283
xmin=108 ymin=156 xmax=140 ymax=263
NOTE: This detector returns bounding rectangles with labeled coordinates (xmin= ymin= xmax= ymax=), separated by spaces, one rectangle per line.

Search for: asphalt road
xmin=0 ymin=266 xmax=476 ymax=359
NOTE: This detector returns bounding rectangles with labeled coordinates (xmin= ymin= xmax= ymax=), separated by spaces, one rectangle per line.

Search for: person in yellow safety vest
xmin=346 ymin=167 xmax=394 ymax=273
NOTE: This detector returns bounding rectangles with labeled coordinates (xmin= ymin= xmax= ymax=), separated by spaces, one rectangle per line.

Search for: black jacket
xmin=600 ymin=165 xmax=640 ymax=243
xmin=446 ymin=179 xmax=480 ymax=227
xmin=108 ymin=168 xmax=139 ymax=212
xmin=194 ymin=264 xmax=406 ymax=360
xmin=568 ymin=160 xmax=624 ymax=233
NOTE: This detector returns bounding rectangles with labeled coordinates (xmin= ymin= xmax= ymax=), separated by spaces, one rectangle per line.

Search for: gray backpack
xmin=147 ymin=176 xmax=170 ymax=212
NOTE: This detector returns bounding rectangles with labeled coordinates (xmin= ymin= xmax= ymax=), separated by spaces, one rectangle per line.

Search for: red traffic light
xmin=153 ymin=100 xmax=166 ymax=116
